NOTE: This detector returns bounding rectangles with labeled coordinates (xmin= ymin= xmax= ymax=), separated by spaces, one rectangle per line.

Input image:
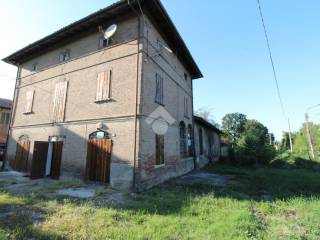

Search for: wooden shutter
xmin=64 ymin=51 xmax=70 ymax=61
xmin=155 ymin=74 xmax=163 ymax=104
xmin=184 ymin=97 xmax=189 ymax=117
xmin=59 ymin=53 xmax=64 ymax=62
xmin=96 ymin=72 xmax=104 ymax=101
xmin=96 ymin=70 xmax=111 ymax=102
xmin=52 ymin=81 xmax=68 ymax=123
xmin=25 ymin=90 xmax=34 ymax=113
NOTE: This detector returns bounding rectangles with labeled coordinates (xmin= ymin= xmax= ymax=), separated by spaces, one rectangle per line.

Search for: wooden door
xmin=85 ymin=139 xmax=112 ymax=183
xmin=12 ymin=141 xmax=30 ymax=172
xmin=50 ymin=142 xmax=63 ymax=179
xmin=30 ymin=141 xmax=49 ymax=180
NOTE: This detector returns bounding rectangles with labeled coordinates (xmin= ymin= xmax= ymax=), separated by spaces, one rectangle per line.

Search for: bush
xmin=232 ymin=120 xmax=276 ymax=165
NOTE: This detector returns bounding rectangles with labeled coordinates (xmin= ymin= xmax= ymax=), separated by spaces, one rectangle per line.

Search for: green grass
xmin=0 ymin=164 xmax=320 ymax=240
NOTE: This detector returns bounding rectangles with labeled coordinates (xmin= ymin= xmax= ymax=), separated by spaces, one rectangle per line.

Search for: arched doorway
xmin=187 ymin=124 xmax=193 ymax=157
xmin=85 ymin=131 xmax=112 ymax=183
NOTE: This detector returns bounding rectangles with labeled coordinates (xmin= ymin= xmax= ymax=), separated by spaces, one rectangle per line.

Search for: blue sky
xmin=1 ymin=0 xmax=320 ymax=139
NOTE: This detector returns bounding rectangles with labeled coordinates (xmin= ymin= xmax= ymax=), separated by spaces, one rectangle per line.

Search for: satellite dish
xmin=104 ymin=24 xmax=117 ymax=39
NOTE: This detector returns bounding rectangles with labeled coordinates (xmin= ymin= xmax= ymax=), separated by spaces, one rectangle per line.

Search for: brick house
xmin=194 ymin=116 xmax=222 ymax=168
xmin=2 ymin=0 xmax=221 ymax=191
xmin=0 ymin=98 xmax=12 ymax=144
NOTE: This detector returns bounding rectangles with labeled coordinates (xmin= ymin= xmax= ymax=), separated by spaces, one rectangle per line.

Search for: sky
xmin=1 ymin=0 xmax=320 ymax=140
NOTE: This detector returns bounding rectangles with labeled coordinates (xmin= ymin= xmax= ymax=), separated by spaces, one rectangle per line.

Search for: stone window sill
xmin=95 ymin=98 xmax=112 ymax=104
xmin=23 ymin=112 xmax=34 ymax=115
xmin=154 ymin=164 xmax=165 ymax=169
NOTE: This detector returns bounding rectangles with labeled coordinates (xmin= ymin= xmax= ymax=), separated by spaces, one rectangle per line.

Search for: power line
xmin=256 ymin=0 xmax=293 ymax=151
xmin=256 ymin=0 xmax=287 ymax=119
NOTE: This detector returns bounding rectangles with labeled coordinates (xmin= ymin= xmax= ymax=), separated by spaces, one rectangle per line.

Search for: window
xmin=0 ymin=113 xmax=4 ymax=124
xmin=156 ymin=38 xmax=163 ymax=52
xmin=96 ymin=69 xmax=112 ymax=102
xmin=59 ymin=50 xmax=70 ymax=62
xmin=155 ymin=134 xmax=164 ymax=166
xmin=24 ymin=90 xmax=34 ymax=114
xmin=184 ymin=72 xmax=188 ymax=81
xmin=19 ymin=135 xmax=30 ymax=142
xmin=184 ymin=97 xmax=189 ymax=118
xmin=0 ymin=112 xmax=9 ymax=124
xmin=199 ymin=127 xmax=204 ymax=155
xmin=52 ymin=81 xmax=68 ymax=123
xmin=187 ymin=124 xmax=193 ymax=157
xmin=179 ymin=121 xmax=187 ymax=157
xmin=89 ymin=131 xmax=110 ymax=140
xmin=32 ymin=63 xmax=38 ymax=72
xmin=99 ymin=38 xmax=112 ymax=49
xmin=155 ymin=73 xmax=164 ymax=105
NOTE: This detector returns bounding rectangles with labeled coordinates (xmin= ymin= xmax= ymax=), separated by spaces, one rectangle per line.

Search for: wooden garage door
xmin=12 ymin=141 xmax=30 ymax=172
xmin=30 ymin=141 xmax=49 ymax=180
xmin=85 ymin=139 xmax=112 ymax=183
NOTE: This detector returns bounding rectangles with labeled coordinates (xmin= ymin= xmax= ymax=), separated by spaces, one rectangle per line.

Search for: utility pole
xmin=287 ymin=118 xmax=293 ymax=153
xmin=305 ymin=113 xmax=315 ymax=159
xmin=269 ymin=133 xmax=272 ymax=145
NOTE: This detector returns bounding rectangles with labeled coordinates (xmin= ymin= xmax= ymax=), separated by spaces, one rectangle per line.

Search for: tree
xmin=222 ymin=113 xmax=247 ymax=146
xmin=292 ymin=122 xmax=320 ymax=158
xmin=195 ymin=108 xmax=220 ymax=128
xmin=235 ymin=120 xmax=275 ymax=165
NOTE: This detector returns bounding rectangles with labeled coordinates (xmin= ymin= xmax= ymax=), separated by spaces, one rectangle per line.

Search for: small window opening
xmin=32 ymin=63 xmax=38 ymax=72
xmin=184 ymin=73 xmax=188 ymax=81
xmin=59 ymin=50 xmax=70 ymax=62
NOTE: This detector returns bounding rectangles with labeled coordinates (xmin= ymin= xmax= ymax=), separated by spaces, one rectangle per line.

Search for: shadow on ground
xmin=106 ymin=163 xmax=320 ymax=215
xmin=0 ymin=199 xmax=65 ymax=239
xmin=1 ymin=162 xmax=320 ymax=220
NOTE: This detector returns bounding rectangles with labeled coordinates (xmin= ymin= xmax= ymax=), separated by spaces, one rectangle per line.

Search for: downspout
xmin=128 ymin=0 xmax=141 ymax=192
xmin=2 ymin=65 xmax=20 ymax=171
xmin=191 ymin=78 xmax=197 ymax=169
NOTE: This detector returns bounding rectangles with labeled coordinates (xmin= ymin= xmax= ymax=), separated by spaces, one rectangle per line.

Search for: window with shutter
xmin=52 ymin=81 xmax=68 ymax=123
xmin=155 ymin=134 xmax=164 ymax=166
xmin=59 ymin=50 xmax=70 ymax=63
xmin=95 ymin=69 xmax=112 ymax=102
xmin=5 ymin=112 xmax=10 ymax=124
xmin=24 ymin=90 xmax=34 ymax=114
xmin=184 ymin=97 xmax=189 ymax=118
xmin=0 ymin=113 xmax=5 ymax=124
xmin=155 ymin=73 xmax=164 ymax=105
xmin=99 ymin=38 xmax=112 ymax=49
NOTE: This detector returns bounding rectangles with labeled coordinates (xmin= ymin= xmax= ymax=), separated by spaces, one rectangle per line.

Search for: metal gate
xmin=85 ymin=139 xmax=112 ymax=183
xmin=11 ymin=141 xmax=30 ymax=172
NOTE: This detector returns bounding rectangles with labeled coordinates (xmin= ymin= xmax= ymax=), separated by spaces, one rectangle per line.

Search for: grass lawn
xmin=0 ymin=164 xmax=320 ymax=240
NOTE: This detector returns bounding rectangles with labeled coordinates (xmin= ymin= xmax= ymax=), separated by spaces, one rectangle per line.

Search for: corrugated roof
xmin=0 ymin=98 xmax=12 ymax=109
xmin=2 ymin=0 xmax=202 ymax=79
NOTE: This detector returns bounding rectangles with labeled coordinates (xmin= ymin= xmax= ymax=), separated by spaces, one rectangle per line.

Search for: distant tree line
xmin=221 ymin=113 xmax=276 ymax=165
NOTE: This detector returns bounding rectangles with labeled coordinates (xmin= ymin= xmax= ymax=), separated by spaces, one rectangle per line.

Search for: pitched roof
xmin=2 ymin=0 xmax=202 ymax=79
xmin=0 ymin=98 xmax=12 ymax=109
xmin=193 ymin=115 xmax=223 ymax=134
